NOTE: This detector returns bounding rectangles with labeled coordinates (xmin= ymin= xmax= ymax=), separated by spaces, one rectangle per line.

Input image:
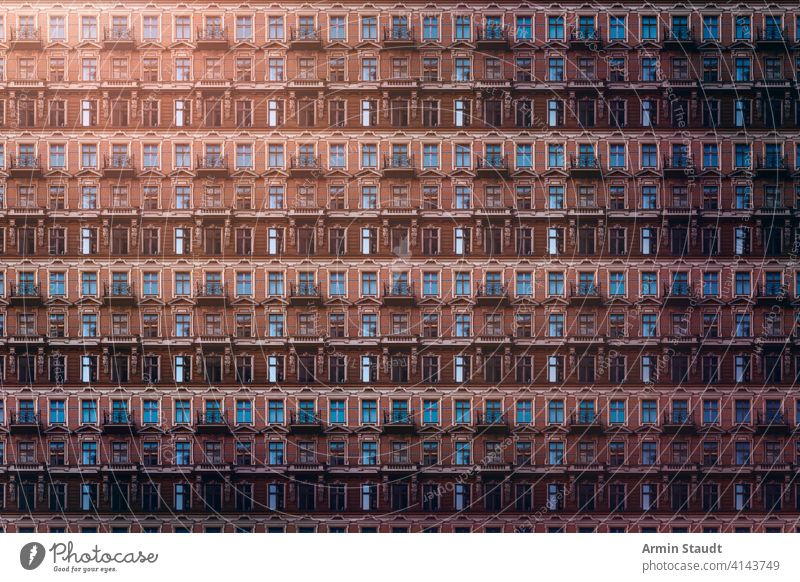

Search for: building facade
xmin=0 ymin=1 xmax=798 ymax=533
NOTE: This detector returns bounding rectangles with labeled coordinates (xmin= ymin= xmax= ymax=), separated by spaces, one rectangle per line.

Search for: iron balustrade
xmin=11 ymin=283 xmax=41 ymax=298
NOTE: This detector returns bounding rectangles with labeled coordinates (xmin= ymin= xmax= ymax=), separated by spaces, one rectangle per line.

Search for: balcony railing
xmin=11 ymin=155 xmax=40 ymax=170
xmin=476 ymin=25 xmax=509 ymax=42
xmin=290 ymin=27 xmax=320 ymax=42
xmin=196 ymin=27 xmax=227 ymax=42
xmin=757 ymin=411 xmax=789 ymax=426
xmin=383 ymin=26 xmax=414 ymax=42
xmin=757 ymin=284 xmax=787 ymax=298
xmin=197 ymin=411 xmax=228 ymax=425
xmin=756 ymin=155 xmax=788 ymax=171
xmin=104 ymin=282 xmax=135 ymax=298
xmin=10 ymin=283 xmax=41 ymax=298
xmin=383 ymin=411 xmax=415 ymax=425
xmin=196 ymin=283 xmax=227 ymax=298
xmin=104 ymin=26 xmax=135 ymax=42
xmin=103 ymin=154 xmax=135 ymax=171
xmin=570 ymin=283 xmax=602 ymax=298
xmin=570 ymin=27 xmax=602 ymax=42
xmin=757 ymin=27 xmax=787 ymax=42
xmin=477 ymin=412 xmax=507 ymax=426
xmin=664 ymin=26 xmax=695 ymax=42
xmin=104 ymin=411 xmax=134 ymax=425
xmin=384 ymin=282 xmax=415 ymax=297
xmin=663 ymin=412 xmax=695 ymax=426
xmin=12 ymin=26 xmax=40 ymax=41
xmin=664 ymin=283 xmax=694 ymax=298
xmin=290 ymin=411 xmax=324 ymax=427
xmin=196 ymin=155 xmax=228 ymax=170
xmin=291 ymin=283 xmax=321 ymax=297
xmin=11 ymin=411 xmax=39 ymax=425
xmin=569 ymin=154 xmax=601 ymax=170
xmin=477 ymin=154 xmax=508 ymax=170
xmin=663 ymin=155 xmax=693 ymax=170
xmin=477 ymin=283 xmax=508 ymax=298
xmin=383 ymin=154 xmax=415 ymax=170
xmin=290 ymin=155 xmax=320 ymax=170
xmin=569 ymin=412 xmax=603 ymax=428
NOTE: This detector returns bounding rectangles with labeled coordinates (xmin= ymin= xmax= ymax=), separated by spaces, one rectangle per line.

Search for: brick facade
xmin=0 ymin=2 xmax=798 ymax=533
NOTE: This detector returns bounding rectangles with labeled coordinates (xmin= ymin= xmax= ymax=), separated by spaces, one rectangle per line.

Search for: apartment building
xmin=0 ymin=2 xmax=798 ymax=532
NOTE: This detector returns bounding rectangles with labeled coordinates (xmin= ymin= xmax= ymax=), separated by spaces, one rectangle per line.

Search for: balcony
xmin=380 ymin=77 xmax=420 ymax=91
xmin=756 ymin=77 xmax=792 ymax=90
xmin=288 ymin=462 xmax=325 ymax=473
xmin=9 ymin=78 xmax=46 ymax=89
xmin=755 ymin=156 xmax=789 ymax=176
xmin=10 ymin=283 xmax=42 ymax=304
xmin=569 ymin=27 xmax=603 ymax=47
xmin=10 ymin=412 xmax=41 ymax=432
xmin=289 ymin=411 xmax=324 ymax=433
xmin=103 ymin=411 xmax=136 ymax=433
xmin=196 ymin=155 xmax=229 ymax=175
xmin=382 ymin=154 xmax=416 ymax=176
xmin=289 ymin=155 xmax=321 ymax=176
xmin=198 ymin=334 xmax=230 ymax=345
xmin=569 ymin=283 xmax=602 ymax=302
xmin=662 ymin=155 xmax=695 ymax=177
xmin=476 ymin=283 xmax=509 ymax=304
xmin=663 ymin=283 xmax=696 ymax=301
xmin=383 ymin=282 xmax=416 ymax=303
xmin=105 ymin=334 xmax=140 ymax=346
xmin=289 ymin=27 xmax=322 ymax=48
xmin=476 ymin=155 xmax=509 ymax=176
xmin=8 ymin=334 xmax=44 ymax=345
xmin=569 ymin=154 xmax=602 ymax=176
xmin=10 ymin=26 xmax=41 ymax=47
xmin=475 ymin=25 xmax=509 ymax=48
xmin=756 ymin=284 xmax=789 ymax=303
xmin=756 ymin=411 xmax=790 ymax=434
xmin=103 ymin=26 xmax=136 ymax=47
xmin=9 ymin=155 xmax=41 ymax=176
xmin=663 ymin=27 xmax=696 ymax=47
xmin=196 ymin=411 xmax=231 ymax=432
xmin=382 ymin=462 xmax=419 ymax=473
xmin=661 ymin=412 xmax=696 ymax=434
xmin=382 ymin=333 xmax=418 ymax=346
xmin=568 ymin=413 xmax=604 ymax=433
xmin=103 ymin=155 xmax=136 ymax=176
xmin=382 ymin=411 xmax=417 ymax=433
xmin=103 ymin=283 xmax=136 ymax=304
xmin=195 ymin=283 xmax=228 ymax=303
xmin=476 ymin=413 xmax=509 ymax=433
xmin=755 ymin=462 xmax=792 ymax=474
xmin=290 ymin=283 xmax=322 ymax=303
xmin=196 ymin=27 xmax=228 ymax=47
xmin=287 ymin=77 xmax=327 ymax=90
xmin=478 ymin=460 xmax=513 ymax=474
xmin=757 ymin=27 xmax=788 ymax=47
xmin=383 ymin=26 xmax=416 ymax=47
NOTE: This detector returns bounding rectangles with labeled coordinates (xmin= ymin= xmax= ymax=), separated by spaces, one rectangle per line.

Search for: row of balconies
xmin=3 ymin=457 xmax=800 ymax=478
xmin=3 ymin=154 xmax=418 ymax=177
xmin=7 ymin=153 xmax=800 ymax=180
xmin=4 ymin=25 xmax=511 ymax=49
xmin=7 ymin=22 xmax=799 ymax=50
xmin=5 ymin=75 xmax=800 ymax=97
xmin=2 ymin=283 xmax=798 ymax=309
xmin=2 ymin=406 xmax=796 ymax=434
xmin=0 ymin=334 xmax=796 ymax=354
xmin=0 ymin=205 xmax=797 ymax=225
